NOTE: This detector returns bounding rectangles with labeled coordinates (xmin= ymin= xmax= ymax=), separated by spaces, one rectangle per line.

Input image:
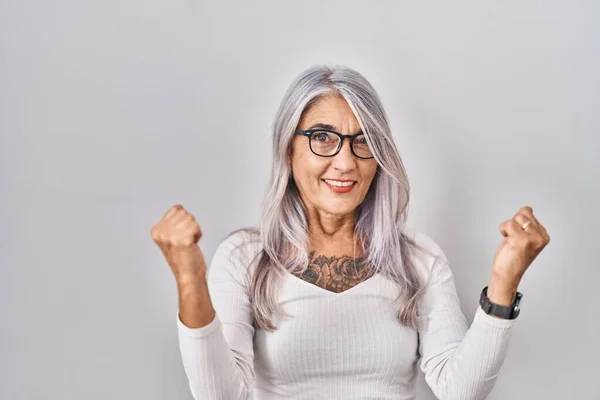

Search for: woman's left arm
xmin=417 ymin=206 xmax=550 ymax=400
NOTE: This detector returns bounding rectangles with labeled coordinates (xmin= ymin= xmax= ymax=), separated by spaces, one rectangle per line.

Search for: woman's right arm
xmin=151 ymin=205 xmax=255 ymax=400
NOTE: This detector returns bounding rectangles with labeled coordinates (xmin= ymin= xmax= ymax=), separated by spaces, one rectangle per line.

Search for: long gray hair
xmin=232 ymin=65 xmax=429 ymax=331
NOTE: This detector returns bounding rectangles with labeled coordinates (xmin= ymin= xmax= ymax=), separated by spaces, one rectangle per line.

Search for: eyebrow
xmin=306 ymin=123 xmax=363 ymax=135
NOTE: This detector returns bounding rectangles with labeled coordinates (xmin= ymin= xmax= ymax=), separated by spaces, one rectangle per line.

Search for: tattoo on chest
xmin=291 ymin=251 xmax=375 ymax=293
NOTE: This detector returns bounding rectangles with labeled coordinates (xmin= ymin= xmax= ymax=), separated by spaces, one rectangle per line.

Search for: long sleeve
xmin=176 ymin=232 xmax=256 ymax=400
xmin=415 ymin=232 xmax=514 ymax=400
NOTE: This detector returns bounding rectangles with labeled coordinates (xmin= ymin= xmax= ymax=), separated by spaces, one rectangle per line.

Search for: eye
xmin=355 ymin=136 xmax=368 ymax=145
xmin=313 ymin=131 xmax=335 ymax=142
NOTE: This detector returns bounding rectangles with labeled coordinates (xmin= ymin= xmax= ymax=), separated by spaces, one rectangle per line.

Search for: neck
xmin=305 ymin=207 xmax=357 ymax=253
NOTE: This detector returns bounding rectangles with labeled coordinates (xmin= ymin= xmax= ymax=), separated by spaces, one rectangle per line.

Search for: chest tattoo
xmin=291 ymin=251 xmax=375 ymax=293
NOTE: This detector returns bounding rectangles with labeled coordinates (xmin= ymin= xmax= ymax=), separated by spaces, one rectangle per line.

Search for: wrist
xmin=487 ymin=276 xmax=520 ymax=306
xmin=177 ymin=278 xmax=215 ymax=328
xmin=176 ymin=273 xmax=207 ymax=291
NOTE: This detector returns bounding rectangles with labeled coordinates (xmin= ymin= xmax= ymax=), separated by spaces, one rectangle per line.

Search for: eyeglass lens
xmin=310 ymin=131 xmax=373 ymax=158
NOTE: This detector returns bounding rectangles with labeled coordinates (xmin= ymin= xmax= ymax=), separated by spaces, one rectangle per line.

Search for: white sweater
xmin=176 ymin=230 xmax=514 ymax=399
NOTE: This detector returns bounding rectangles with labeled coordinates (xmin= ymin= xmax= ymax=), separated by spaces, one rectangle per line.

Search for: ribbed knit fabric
xmin=177 ymin=230 xmax=514 ymax=400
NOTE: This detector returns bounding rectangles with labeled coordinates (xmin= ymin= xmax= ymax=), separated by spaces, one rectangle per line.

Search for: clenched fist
xmin=492 ymin=206 xmax=550 ymax=285
xmin=151 ymin=204 xmax=207 ymax=286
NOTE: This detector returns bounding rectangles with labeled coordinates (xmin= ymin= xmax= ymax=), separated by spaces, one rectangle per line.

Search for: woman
xmin=151 ymin=65 xmax=550 ymax=399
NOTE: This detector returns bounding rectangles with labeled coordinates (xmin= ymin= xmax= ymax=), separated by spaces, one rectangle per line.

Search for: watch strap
xmin=479 ymin=286 xmax=522 ymax=320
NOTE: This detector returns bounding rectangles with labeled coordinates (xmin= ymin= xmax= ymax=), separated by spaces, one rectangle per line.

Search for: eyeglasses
xmin=294 ymin=129 xmax=375 ymax=159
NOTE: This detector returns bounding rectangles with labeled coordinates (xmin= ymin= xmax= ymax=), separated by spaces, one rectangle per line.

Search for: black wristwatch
xmin=479 ymin=286 xmax=523 ymax=320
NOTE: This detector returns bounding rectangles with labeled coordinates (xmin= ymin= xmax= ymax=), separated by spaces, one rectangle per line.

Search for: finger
xmin=517 ymin=207 xmax=549 ymax=240
xmin=524 ymin=206 xmax=538 ymax=221
xmin=165 ymin=213 xmax=190 ymax=233
xmin=174 ymin=214 xmax=197 ymax=231
xmin=163 ymin=204 xmax=184 ymax=219
xmin=516 ymin=215 xmax=549 ymax=249
xmin=520 ymin=206 xmax=537 ymax=222
xmin=527 ymin=210 xmax=549 ymax=239
xmin=171 ymin=223 xmax=202 ymax=246
xmin=513 ymin=213 xmax=532 ymax=233
xmin=513 ymin=206 xmax=534 ymax=226
xmin=167 ymin=208 xmax=190 ymax=225
xmin=500 ymin=219 xmax=526 ymax=238
xmin=188 ymin=225 xmax=202 ymax=243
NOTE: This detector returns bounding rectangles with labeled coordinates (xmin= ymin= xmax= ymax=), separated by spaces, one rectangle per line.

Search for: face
xmin=290 ymin=95 xmax=379 ymax=218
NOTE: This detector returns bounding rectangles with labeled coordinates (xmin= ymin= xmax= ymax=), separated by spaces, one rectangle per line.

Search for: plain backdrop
xmin=1 ymin=1 xmax=599 ymax=399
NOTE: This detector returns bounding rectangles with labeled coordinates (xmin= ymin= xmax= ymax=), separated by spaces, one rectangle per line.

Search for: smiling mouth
xmin=323 ymin=179 xmax=356 ymax=187
xmin=322 ymin=179 xmax=357 ymax=193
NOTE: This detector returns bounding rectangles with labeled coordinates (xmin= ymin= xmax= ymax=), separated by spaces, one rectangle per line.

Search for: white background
xmin=1 ymin=1 xmax=598 ymax=399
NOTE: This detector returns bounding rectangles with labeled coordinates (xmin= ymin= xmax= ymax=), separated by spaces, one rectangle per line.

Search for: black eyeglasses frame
xmin=294 ymin=129 xmax=375 ymax=159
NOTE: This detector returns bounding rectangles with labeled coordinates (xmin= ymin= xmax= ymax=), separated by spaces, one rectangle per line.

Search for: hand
xmin=151 ymin=204 xmax=207 ymax=287
xmin=492 ymin=206 xmax=550 ymax=286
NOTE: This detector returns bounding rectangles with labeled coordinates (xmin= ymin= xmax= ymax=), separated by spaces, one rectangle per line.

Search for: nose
xmin=331 ymin=138 xmax=357 ymax=171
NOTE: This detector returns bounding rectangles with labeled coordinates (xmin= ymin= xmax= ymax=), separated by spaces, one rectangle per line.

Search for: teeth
xmin=324 ymin=179 xmax=355 ymax=187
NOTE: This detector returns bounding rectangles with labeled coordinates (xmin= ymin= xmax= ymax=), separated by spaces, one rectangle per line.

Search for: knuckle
xmin=183 ymin=237 xmax=196 ymax=247
xmin=171 ymin=232 xmax=196 ymax=247
xmin=182 ymin=236 xmax=196 ymax=247
xmin=171 ymin=237 xmax=184 ymax=247
xmin=154 ymin=234 xmax=165 ymax=245
xmin=525 ymin=238 xmax=538 ymax=249
xmin=540 ymin=234 xmax=549 ymax=245
xmin=151 ymin=227 xmax=166 ymax=243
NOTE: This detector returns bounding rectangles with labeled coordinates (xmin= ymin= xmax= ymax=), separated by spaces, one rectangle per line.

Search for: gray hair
xmin=232 ymin=65 xmax=430 ymax=331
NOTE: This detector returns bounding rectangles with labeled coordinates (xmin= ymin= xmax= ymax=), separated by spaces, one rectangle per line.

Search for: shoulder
xmin=402 ymin=229 xmax=450 ymax=279
xmin=209 ymin=227 xmax=263 ymax=280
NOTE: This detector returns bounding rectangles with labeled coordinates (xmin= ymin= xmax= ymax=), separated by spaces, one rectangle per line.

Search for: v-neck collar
xmin=281 ymin=269 xmax=381 ymax=296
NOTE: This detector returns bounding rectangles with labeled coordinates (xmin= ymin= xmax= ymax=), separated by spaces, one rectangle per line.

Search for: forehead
xmin=299 ymin=95 xmax=359 ymax=130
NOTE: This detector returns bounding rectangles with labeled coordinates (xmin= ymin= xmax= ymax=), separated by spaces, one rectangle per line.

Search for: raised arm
xmin=415 ymin=232 xmax=514 ymax=400
xmin=151 ymin=205 xmax=255 ymax=399
xmin=416 ymin=206 xmax=549 ymax=399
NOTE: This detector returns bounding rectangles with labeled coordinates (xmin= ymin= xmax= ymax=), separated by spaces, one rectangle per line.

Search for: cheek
xmin=291 ymin=152 xmax=328 ymax=187
xmin=362 ymin=163 xmax=378 ymax=185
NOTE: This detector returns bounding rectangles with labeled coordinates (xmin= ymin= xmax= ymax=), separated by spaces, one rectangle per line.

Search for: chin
xmin=320 ymin=201 xmax=359 ymax=216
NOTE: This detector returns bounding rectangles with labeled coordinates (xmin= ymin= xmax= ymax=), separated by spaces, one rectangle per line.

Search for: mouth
xmin=322 ymin=179 xmax=357 ymax=194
